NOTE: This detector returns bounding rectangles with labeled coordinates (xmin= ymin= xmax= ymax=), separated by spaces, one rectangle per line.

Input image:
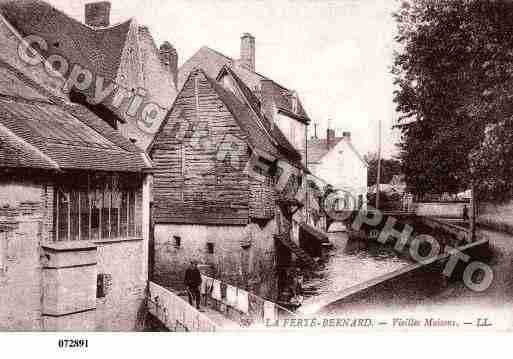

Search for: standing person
xmin=184 ymin=260 xmax=202 ymax=310
xmin=462 ymin=204 xmax=469 ymax=221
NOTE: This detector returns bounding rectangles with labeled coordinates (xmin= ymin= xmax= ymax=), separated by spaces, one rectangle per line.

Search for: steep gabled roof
xmin=178 ymin=46 xmax=311 ymax=122
xmin=151 ymin=68 xmax=304 ymax=170
xmin=216 ymin=66 xmax=303 ymax=166
xmin=0 ymin=46 xmax=150 ymax=173
xmin=307 ymin=137 xmax=344 ymax=164
xmin=308 ymin=136 xmax=367 ymax=167
xmin=0 ymin=0 xmax=129 ymax=83
xmin=0 ymin=0 xmax=178 ymax=150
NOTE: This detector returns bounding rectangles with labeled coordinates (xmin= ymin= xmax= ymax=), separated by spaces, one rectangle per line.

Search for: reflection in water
xmin=301 ymin=231 xmax=413 ymax=308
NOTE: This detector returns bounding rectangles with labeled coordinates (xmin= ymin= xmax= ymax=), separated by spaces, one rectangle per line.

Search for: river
xmin=300 ymin=230 xmax=413 ymax=313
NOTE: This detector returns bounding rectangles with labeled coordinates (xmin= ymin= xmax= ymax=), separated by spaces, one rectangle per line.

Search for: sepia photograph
xmin=0 ymin=1 xmax=512 ymax=351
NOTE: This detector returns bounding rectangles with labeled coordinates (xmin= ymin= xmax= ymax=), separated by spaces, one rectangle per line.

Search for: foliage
xmin=365 ymin=152 xmax=402 ymax=187
xmin=393 ymin=0 xmax=513 ymax=201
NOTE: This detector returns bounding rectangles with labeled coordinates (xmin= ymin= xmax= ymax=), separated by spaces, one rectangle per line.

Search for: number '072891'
xmin=57 ymin=339 xmax=88 ymax=349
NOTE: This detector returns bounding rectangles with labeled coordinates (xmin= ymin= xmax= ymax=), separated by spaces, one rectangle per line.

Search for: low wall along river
xmin=299 ymin=216 xmax=489 ymax=315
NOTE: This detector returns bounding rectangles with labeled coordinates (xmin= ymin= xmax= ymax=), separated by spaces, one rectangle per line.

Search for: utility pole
xmin=376 ymin=118 xmax=382 ymax=210
xmin=470 ymin=183 xmax=476 ymax=242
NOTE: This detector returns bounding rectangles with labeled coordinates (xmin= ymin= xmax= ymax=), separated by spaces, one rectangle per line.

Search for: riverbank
xmin=307 ymin=229 xmax=513 ymax=331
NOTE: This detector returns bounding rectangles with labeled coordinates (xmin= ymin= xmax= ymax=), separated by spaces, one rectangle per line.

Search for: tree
xmin=393 ymin=0 xmax=513 ymax=201
xmin=365 ymin=152 xmax=402 ymax=187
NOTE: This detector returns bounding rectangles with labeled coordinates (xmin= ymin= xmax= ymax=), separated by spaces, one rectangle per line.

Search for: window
xmin=54 ymin=174 xmax=140 ymax=241
xmin=97 ymin=273 xmax=112 ymax=298
xmin=174 ymin=236 xmax=181 ymax=248
xmin=207 ymin=242 xmax=214 ymax=254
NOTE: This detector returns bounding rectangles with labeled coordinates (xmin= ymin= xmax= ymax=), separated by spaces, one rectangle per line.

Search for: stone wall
xmin=94 ymin=238 xmax=147 ymax=331
xmin=0 ymin=174 xmax=149 ymax=331
xmin=153 ymin=220 xmax=278 ymax=300
xmin=415 ymin=202 xmax=468 ymax=219
xmin=0 ymin=179 xmax=45 ymax=330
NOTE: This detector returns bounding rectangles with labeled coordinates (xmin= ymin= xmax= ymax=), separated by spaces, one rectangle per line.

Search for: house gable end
xmin=151 ymin=69 xmax=251 ymax=225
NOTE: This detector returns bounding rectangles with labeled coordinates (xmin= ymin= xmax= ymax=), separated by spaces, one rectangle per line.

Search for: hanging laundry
xmin=226 ymin=285 xmax=237 ymax=306
xmin=263 ymin=300 xmax=276 ymax=322
xmin=212 ymin=279 xmax=221 ymax=300
xmin=236 ymin=289 xmax=249 ymax=313
xmin=205 ymin=277 xmax=214 ymax=297
xmin=200 ymin=275 xmax=209 ymax=295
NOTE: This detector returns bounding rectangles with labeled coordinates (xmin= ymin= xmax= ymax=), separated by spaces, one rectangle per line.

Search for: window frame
xmin=53 ymin=173 xmax=141 ymax=242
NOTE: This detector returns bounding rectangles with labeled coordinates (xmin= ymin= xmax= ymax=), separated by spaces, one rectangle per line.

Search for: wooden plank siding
xmin=151 ymin=70 xmax=252 ymax=225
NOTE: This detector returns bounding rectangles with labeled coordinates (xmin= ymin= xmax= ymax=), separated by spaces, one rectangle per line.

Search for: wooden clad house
xmin=178 ymin=33 xmax=311 ymax=161
xmin=0 ymin=13 xmax=152 ymax=330
xmin=150 ymin=66 xmax=307 ymax=299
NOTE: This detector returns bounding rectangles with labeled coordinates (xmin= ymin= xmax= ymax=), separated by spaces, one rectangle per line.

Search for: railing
xmin=148 ymin=281 xmax=218 ymax=332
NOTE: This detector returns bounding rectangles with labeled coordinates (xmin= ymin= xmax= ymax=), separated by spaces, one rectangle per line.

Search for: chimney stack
xmin=261 ymin=79 xmax=276 ymax=126
xmin=85 ymin=1 xmax=111 ymax=27
xmin=240 ymin=33 xmax=255 ymax=72
xmin=159 ymin=41 xmax=178 ymax=87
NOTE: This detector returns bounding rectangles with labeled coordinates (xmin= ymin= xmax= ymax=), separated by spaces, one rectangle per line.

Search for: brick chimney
xmin=240 ymin=33 xmax=255 ymax=72
xmin=159 ymin=41 xmax=178 ymax=87
xmin=261 ymin=79 xmax=276 ymax=126
xmin=327 ymin=128 xmax=336 ymax=150
xmin=85 ymin=1 xmax=111 ymax=27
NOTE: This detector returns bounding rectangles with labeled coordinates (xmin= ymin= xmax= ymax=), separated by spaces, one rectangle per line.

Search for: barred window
xmin=54 ymin=174 xmax=140 ymax=241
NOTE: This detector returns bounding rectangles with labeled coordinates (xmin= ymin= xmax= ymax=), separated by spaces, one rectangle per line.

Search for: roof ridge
xmin=201 ymin=46 xmax=294 ymax=92
xmin=220 ymin=66 xmax=302 ymax=159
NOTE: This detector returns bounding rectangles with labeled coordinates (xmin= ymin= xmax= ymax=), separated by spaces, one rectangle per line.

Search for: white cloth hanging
xmin=263 ymin=300 xmax=276 ymax=322
xmin=236 ymin=289 xmax=249 ymax=313
xmin=226 ymin=285 xmax=237 ymax=306
xmin=211 ymin=279 xmax=221 ymax=300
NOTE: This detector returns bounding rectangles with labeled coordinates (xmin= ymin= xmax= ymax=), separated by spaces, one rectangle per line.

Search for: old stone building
xmin=0 ymin=0 xmax=178 ymax=149
xmin=150 ymin=65 xmax=309 ymax=300
xmin=0 ymin=13 xmax=152 ymax=330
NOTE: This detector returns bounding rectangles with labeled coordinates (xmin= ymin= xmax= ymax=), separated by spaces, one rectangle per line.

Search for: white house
xmin=308 ymin=128 xmax=368 ymax=210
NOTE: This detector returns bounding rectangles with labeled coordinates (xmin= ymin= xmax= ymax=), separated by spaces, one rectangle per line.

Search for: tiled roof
xmin=178 ymin=46 xmax=311 ymax=122
xmin=209 ymin=67 xmax=302 ymax=167
xmin=204 ymin=72 xmax=279 ymax=157
xmin=0 ymin=122 xmax=57 ymax=170
xmin=221 ymin=66 xmax=301 ymax=160
xmin=307 ymin=137 xmax=344 ymax=164
xmin=307 ymin=136 xmax=368 ymax=167
xmin=0 ymin=95 xmax=150 ymax=172
xmin=0 ymin=52 xmax=150 ymax=172
xmin=0 ymin=0 xmax=129 ymax=83
xmin=0 ymin=0 xmax=178 ymax=150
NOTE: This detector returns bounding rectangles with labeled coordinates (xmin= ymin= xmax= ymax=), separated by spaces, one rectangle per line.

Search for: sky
xmin=47 ymin=0 xmax=401 ymax=158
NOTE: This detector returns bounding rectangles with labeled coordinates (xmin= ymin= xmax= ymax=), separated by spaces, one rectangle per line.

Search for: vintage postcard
xmin=0 ymin=0 xmax=511 ymax=343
